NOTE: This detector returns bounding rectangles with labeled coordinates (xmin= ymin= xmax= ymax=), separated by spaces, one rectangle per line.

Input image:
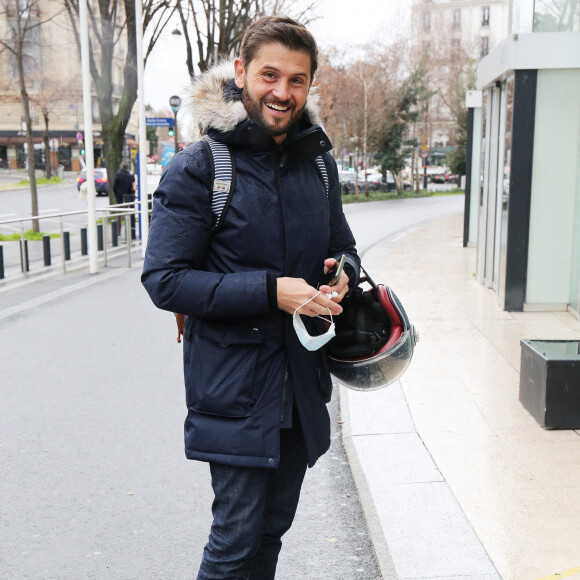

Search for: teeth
xmin=267 ymin=103 xmax=289 ymax=111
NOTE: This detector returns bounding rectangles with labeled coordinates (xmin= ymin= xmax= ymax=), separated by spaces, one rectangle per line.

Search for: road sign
xmin=169 ymin=95 xmax=181 ymax=111
xmin=145 ymin=117 xmax=174 ymax=127
xmin=420 ymin=151 xmax=428 ymax=159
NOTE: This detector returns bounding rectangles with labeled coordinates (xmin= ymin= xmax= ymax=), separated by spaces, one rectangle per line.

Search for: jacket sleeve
xmin=141 ymin=145 xmax=270 ymax=319
xmin=324 ymin=154 xmax=361 ymax=289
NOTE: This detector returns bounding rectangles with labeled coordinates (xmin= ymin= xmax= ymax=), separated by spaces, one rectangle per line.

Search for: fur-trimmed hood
xmin=183 ymin=59 xmax=324 ymax=137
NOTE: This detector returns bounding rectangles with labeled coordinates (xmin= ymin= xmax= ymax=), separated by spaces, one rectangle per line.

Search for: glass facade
xmin=534 ymin=0 xmax=580 ymax=32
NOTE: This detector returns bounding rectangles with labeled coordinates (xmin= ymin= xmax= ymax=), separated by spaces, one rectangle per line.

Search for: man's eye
xmin=263 ymin=72 xmax=276 ymax=80
xmin=291 ymin=78 xmax=305 ymax=85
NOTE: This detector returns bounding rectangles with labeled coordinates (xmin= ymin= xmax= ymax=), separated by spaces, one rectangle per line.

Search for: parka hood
xmin=183 ymin=59 xmax=324 ymax=137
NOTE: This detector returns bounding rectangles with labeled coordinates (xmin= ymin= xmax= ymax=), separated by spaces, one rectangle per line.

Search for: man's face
xmin=234 ymin=42 xmax=311 ymax=144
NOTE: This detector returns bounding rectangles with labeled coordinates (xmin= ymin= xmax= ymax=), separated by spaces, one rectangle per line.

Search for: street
xmin=0 ymin=195 xmax=464 ymax=579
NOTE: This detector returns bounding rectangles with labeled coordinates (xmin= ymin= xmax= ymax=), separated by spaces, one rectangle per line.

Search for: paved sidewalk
xmin=343 ymin=213 xmax=580 ymax=580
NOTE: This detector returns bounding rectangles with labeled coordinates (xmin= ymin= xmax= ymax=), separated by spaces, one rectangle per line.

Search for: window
xmin=422 ymin=40 xmax=431 ymax=54
xmin=452 ymin=9 xmax=461 ymax=29
xmin=422 ymin=11 xmax=431 ymax=32
xmin=480 ymin=36 xmax=489 ymax=57
xmin=482 ymin=6 xmax=490 ymax=26
xmin=451 ymin=38 xmax=461 ymax=54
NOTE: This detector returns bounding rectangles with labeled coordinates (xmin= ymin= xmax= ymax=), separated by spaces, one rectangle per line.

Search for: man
xmin=142 ymin=16 xmax=360 ymax=579
xmin=112 ymin=162 xmax=135 ymax=238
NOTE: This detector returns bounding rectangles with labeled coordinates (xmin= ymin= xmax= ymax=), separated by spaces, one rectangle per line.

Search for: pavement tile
xmin=372 ymin=482 xmax=499 ymax=580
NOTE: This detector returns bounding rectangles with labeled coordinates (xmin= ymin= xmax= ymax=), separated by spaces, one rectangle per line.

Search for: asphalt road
xmin=0 ymin=194 xmax=464 ymax=579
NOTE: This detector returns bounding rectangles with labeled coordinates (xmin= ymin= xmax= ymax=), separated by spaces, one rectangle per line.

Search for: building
xmin=0 ymin=0 xmax=136 ymax=172
xmin=411 ymin=0 xmax=509 ymax=159
xmin=464 ymin=0 xmax=580 ymax=316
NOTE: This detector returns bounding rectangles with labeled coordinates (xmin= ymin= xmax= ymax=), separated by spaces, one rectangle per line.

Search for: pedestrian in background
xmin=113 ymin=162 xmax=135 ymax=239
xmin=142 ymin=16 xmax=360 ymax=579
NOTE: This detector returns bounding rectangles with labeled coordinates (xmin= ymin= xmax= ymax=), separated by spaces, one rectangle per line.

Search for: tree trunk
xmin=15 ymin=7 xmax=39 ymax=232
xmin=43 ymin=110 xmax=51 ymax=179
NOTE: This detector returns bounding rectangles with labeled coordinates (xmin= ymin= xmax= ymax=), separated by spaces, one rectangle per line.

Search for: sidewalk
xmin=343 ymin=213 xmax=580 ymax=580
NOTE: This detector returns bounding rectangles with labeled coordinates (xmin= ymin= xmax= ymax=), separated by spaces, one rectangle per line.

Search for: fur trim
xmin=182 ymin=59 xmax=323 ymax=135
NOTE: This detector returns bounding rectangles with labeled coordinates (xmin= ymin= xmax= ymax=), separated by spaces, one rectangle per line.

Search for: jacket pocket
xmin=187 ymin=319 xmax=263 ymax=418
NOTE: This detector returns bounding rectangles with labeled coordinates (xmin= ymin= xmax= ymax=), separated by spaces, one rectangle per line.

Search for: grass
xmin=341 ymin=189 xmax=464 ymax=204
xmin=16 ymin=176 xmax=62 ymax=186
xmin=0 ymin=230 xmax=60 ymax=241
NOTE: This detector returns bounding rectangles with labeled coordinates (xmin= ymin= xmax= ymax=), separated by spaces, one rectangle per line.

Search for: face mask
xmin=293 ymin=295 xmax=336 ymax=351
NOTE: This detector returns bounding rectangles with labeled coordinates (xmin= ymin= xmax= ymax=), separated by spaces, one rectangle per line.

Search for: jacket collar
xmin=184 ymin=60 xmax=332 ymax=159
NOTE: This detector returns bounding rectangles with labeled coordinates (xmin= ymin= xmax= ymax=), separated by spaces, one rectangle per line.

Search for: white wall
xmin=526 ymin=69 xmax=580 ymax=307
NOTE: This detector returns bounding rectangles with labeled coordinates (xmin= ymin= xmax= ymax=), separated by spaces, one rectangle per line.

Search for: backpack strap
xmin=202 ymin=136 xmax=236 ymax=232
xmin=314 ymin=155 xmax=329 ymax=197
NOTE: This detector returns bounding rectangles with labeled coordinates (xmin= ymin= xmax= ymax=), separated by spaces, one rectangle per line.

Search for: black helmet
xmin=326 ymin=269 xmax=418 ymax=391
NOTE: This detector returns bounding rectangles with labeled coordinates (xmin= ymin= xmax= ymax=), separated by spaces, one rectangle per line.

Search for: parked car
xmin=76 ymin=168 xmax=108 ymax=196
xmin=338 ymin=171 xmax=365 ymax=194
xmin=445 ymin=173 xmax=459 ymax=184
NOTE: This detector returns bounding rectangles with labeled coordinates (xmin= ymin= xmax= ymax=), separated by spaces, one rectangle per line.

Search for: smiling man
xmin=142 ymin=16 xmax=360 ymax=579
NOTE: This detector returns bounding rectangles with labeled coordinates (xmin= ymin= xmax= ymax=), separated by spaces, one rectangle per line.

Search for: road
xmin=0 ymin=178 xmax=160 ymax=280
xmin=0 ymin=195 xmax=464 ymax=579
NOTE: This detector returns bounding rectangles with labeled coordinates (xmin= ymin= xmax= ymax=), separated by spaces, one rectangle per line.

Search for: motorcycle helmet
xmin=326 ymin=268 xmax=418 ymax=391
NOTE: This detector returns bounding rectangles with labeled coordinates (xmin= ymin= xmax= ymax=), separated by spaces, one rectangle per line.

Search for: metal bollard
xmin=20 ymin=239 xmax=29 ymax=272
xmin=81 ymin=228 xmax=88 ymax=255
xmin=111 ymin=220 xmax=118 ymax=247
xmin=0 ymin=245 xmax=4 ymax=279
xmin=43 ymin=235 xmax=51 ymax=266
xmin=63 ymin=231 xmax=71 ymax=260
xmin=97 ymin=224 xmax=104 ymax=251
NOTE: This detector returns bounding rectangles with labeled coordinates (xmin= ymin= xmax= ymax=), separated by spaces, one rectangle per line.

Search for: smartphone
xmin=319 ymin=254 xmax=346 ymax=287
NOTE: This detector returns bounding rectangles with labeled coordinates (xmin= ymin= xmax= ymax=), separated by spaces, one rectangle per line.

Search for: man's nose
xmin=272 ymin=80 xmax=291 ymax=102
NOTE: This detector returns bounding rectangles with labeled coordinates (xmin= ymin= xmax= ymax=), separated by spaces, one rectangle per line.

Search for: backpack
xmin=174 ymin=137 xmax=330 ymax=342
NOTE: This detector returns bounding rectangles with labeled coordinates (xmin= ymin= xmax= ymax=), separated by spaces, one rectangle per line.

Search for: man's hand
xmin=277 ymin=277 xmax=343 ymax=317
xmin=318 ymin=257 xmax=349 ymax=303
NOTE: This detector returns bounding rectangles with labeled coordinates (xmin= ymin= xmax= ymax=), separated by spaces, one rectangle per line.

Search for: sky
xmin=143 ymin=0 xmax=411 ymax=112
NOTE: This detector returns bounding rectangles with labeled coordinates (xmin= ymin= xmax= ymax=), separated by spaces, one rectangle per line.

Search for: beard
xmin=242 ymin=88 xmax=306 ymax=137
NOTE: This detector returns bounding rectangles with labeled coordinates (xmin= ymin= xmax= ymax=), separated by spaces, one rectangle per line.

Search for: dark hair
xmin=240 ymin=16 xmax=318 ymax=81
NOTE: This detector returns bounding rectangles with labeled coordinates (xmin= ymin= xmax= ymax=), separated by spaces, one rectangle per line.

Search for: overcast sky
xmin=143 ymin=0 xmax=411 ymax=111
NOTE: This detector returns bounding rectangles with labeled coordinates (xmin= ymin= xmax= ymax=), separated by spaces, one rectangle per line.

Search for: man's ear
xmin=234 ymin=58 xmax=245 ymax=89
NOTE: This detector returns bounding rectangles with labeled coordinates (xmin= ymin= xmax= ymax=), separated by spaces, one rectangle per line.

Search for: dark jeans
xmin=197 ymin=418 xmax=308 ymax=580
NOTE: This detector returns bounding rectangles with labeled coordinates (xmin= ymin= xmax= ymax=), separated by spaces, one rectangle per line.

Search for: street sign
xmin=420 ymin=151 xmax=428 ymax=159
xmin=146 ymin=117 xmax=174 ymax=127
xmin=169 ymin=95 xmax=181 ymax=111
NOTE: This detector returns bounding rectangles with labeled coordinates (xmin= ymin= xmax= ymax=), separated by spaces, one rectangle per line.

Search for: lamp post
xmin=169 ymin=95 xmax=181 ymax=155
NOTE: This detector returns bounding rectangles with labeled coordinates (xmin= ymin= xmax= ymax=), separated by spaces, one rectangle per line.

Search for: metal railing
xmin=0 ymin=199 xmax=150 ymax=282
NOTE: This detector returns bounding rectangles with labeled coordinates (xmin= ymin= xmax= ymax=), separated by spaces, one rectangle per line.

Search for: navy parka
xmin=142 ymin=65 xmax=360 ymax=469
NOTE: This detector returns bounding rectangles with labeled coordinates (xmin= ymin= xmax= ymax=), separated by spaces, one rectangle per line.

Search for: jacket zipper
xmin=277 ymin=149 xmax=289 ymax=425
xmin=281 ymin=360 xmax=289 ymax=423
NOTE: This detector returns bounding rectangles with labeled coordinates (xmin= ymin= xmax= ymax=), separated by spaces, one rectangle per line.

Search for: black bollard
xmin=111 ymin=220 xmax=118 ymax=247
xmin=63 ymin=231 xmax=71 ymax=261
xmin=43 ymin=235 xmax=51 ymax=266
xmin=97 ymin=224 xmax=104 ymax=251
xmin=0 ymin=245 xmax=4 ymax=279
xmin=20 ymin=239 xmax=29 ymax=272
xmin=81 ymin=228 xmax=88 ymax=256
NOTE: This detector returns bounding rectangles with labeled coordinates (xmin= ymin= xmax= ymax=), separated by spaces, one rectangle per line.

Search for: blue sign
xmin=145 ymin=117 xmax=174 ymax=127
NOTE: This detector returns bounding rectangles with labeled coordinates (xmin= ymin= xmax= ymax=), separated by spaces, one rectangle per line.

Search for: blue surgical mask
xmin=293 ymin=295 xmax=335 ymax=351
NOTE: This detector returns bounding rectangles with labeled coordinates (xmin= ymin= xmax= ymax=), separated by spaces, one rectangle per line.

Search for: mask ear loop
xmin=294 ymin=293 xmax=334 ymax=325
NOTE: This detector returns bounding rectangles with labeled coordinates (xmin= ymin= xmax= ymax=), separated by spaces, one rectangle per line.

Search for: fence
xmin=0 ymin=200 xmax=148 ymax=282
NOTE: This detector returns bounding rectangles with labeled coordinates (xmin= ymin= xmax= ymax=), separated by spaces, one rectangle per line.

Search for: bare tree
xmin=63 ymin=0 xmax=175 ymax=203
xmin=175 ymin=0 xmax=320 ymax=79
xmin=0 ymin=0 xmax=63 ymax=230
xmin=32 ymin=75 xmax=81 ymax=179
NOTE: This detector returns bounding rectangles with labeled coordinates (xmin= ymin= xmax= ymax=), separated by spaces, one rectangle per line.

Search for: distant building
xmin=0 ymin=0 xmax=137 ymax=171
xmin=411 ymin=0 xmax=509 ymax=161
xmin=464 ymin=0 xmax=580 ymax=315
